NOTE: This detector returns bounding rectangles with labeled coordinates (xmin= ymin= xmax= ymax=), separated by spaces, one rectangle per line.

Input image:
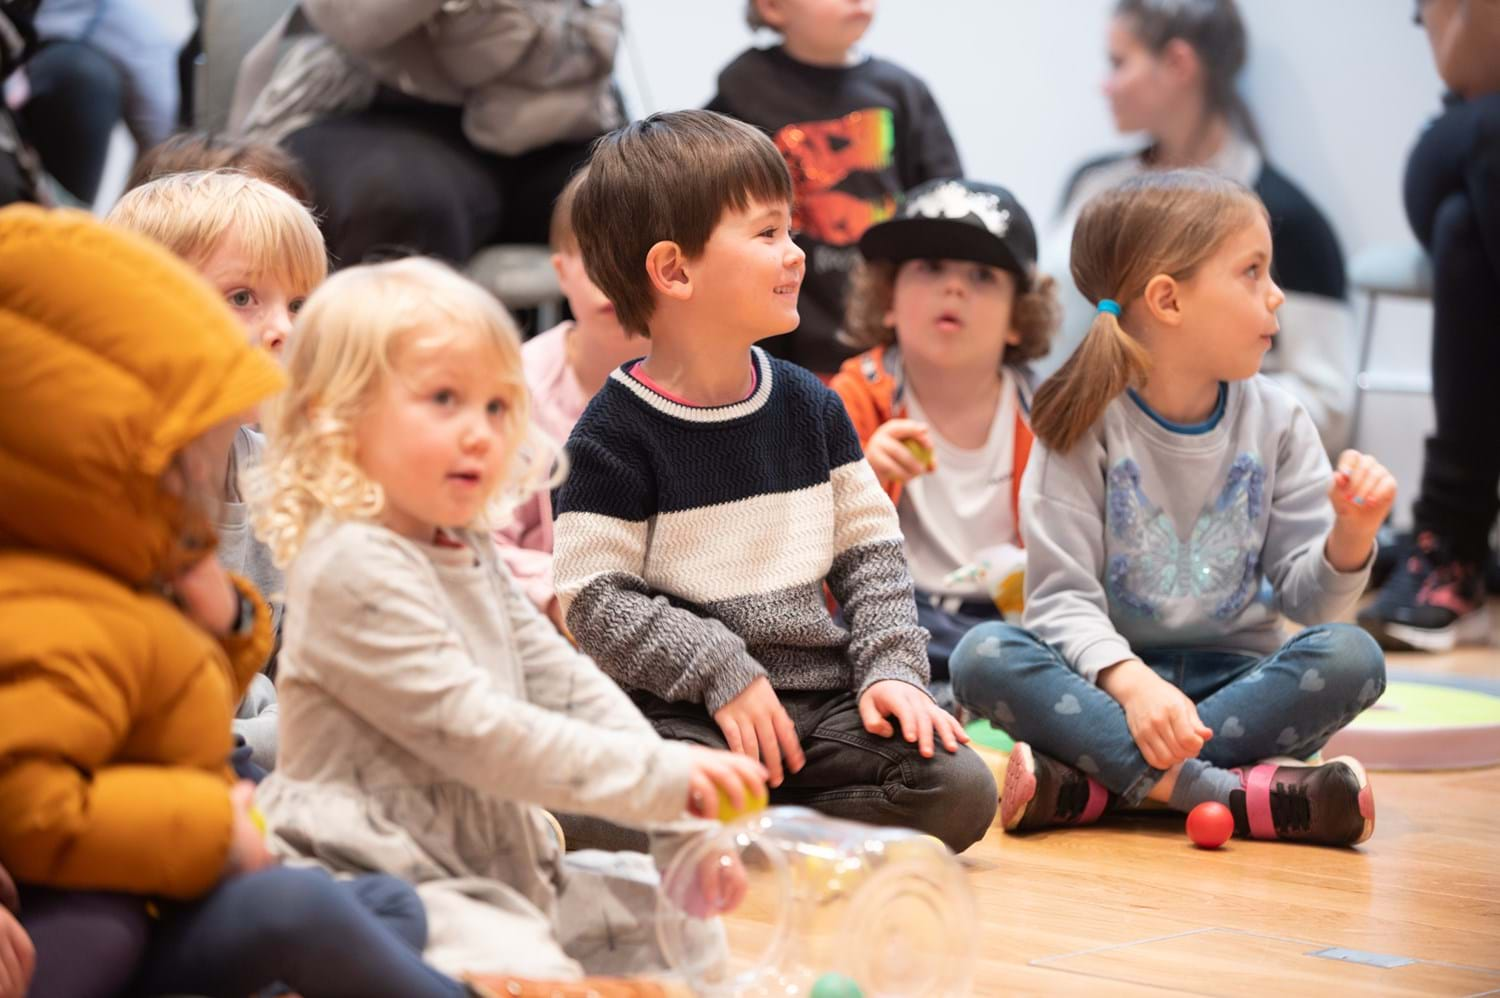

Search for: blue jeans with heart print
xmin=949 ymin=622 xmax=1386 ymax=806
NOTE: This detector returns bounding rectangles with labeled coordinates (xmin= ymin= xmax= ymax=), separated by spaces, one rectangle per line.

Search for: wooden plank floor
xmin=955 ymin=610 xmax=1500 ymax=997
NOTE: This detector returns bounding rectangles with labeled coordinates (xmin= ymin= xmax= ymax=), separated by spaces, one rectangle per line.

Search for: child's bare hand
xmin=712 ymin=677 xmax=804 ymax=787
xmin=684 ymin=746 xmax=768 ymax=820
xmin=866 ymin=419 xmax=934 ymax=486
xmin=173 ymin=556 xmax=239 ymax=636
xmin=1326 ymin=450 xmax=1397 ymax=572
xmin=689 ymin=847 xmax=748 ymax=918
xmin=1105 ymin=664 xmax=1211 ymax=770
xmin=0 ymin=906 xmax=33 ymax=998
xmin=224 ymin=781 xmax=277 ymax=877
xmin=858 ymin=680 xmax=968 ymax=757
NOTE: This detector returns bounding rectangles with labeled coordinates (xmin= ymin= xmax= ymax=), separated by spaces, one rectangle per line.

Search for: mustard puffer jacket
xmin=0 ymin=205 xmax=285 ymax=898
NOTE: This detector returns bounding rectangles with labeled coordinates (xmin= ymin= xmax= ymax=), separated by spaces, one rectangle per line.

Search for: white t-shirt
xmin=897 ymin=371 xmax=1019 ymax=597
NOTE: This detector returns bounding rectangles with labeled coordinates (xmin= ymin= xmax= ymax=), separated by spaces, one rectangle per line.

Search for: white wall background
xmin=618 ymin=0 xmax=1447 ymax=522
xmin=621 ymin=0 xmax=1442 ymax=262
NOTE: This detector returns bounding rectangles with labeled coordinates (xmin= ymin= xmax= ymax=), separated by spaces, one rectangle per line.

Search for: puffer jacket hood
xmin=0 ymin=204 xmax=285 ymax=586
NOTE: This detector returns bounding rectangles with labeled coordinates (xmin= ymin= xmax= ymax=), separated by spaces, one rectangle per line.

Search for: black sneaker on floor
xmin=1357 ymin=532 xmax=1490 ymax=653
xmin=1000 ymin=743 xmax=1113 ymax=832
xmin=1228 ymin=757 xmax=1374 ymax=847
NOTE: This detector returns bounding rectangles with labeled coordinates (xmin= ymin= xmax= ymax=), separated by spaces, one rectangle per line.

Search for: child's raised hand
xmin=1329 ymin=450 xmax=1398 ymax=524
xmin=866 ymin=419 xmax=934 ymax=487
xmin=1325 ymin=450 xmax=1398 ymax=573
xmin=711 ymin=677 xmax=804 ymax=787
xmin=683 ymin=745 xmax=769 ymax=821
xmin=1100 ymin=660 xmax=1212 ymax=771
xmin=172 ymin=555 xmax=240 ymax=636
xmin=224 ymin=780 xmax=277 ymax=877
xmin=858 ymin=680 xmax=969 ymax=758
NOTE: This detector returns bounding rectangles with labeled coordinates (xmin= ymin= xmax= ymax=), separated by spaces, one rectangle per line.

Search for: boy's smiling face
xmin=196 ymin=233 xmax=311 ymax=359
xmin=685 ymin=199 xmax=805 ymax=344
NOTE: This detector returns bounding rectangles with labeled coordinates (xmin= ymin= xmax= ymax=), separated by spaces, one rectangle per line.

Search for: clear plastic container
xmin=656 ymin=806 xmax=976 ymax=997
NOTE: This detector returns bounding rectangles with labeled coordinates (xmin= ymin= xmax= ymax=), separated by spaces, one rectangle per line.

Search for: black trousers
xmin=1403 ymin=91 xmax=1500 ymax=560
xmin=632 ymin=687 xmax=997 ymax=854
xmin=284 ymin=93 xmax=595 ymax=268
xmin=19 ymin=40 xmax=124 ymax=203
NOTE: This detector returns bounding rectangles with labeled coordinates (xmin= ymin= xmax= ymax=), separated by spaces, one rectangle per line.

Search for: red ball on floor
xmin=1187 ymin=802 xmax=1235 ymax=849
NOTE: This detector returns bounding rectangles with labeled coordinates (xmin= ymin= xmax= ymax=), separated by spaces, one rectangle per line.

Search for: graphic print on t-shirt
xmin=774 ymin=107 xmax=898 ymax=246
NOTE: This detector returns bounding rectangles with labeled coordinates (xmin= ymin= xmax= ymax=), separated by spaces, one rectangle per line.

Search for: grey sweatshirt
xmin=220 ymin=426 xmax=282 ymax=769
xmin=1021 ymin=377 xmax=1371 ymax=684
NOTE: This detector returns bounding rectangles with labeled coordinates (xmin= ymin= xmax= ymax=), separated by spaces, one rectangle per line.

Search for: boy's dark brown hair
xmin=128 ymin=132 xmax=312 ymax=204
xmin=572 ymin=109 xmax=793 ymax=337
xmin=843 ymin=261 xmax=1061 ymax=368
xmin=549 ymin=168 xmax=588 ymax=255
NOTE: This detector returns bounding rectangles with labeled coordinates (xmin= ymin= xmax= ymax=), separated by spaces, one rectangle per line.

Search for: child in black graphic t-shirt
xmin=709 ymin=1 xmax=962 ymax=376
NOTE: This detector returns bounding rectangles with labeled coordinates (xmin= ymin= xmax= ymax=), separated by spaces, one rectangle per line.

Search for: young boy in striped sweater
xmin=552 ymin=110 xmax=997 ymax=852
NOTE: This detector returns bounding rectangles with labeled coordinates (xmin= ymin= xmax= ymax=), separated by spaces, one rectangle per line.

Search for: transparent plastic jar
xmin=656 ymin=806 xmax=976 ymax=997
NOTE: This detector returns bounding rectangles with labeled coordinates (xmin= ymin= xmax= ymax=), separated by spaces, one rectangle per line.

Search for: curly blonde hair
xmin=842 ymin=259 xmax=1062 ymax=368
xmin=249 ymin=257 xmax=562 ymax=567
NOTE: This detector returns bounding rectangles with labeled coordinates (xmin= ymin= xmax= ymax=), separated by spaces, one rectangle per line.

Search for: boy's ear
xmin=753 ymin=0 xmax=786 ymax=30
xmin=1004 ymin=324 xmax=1024 ymax=347
xmin=1142 ymin=273 xmax=1183 ymax=326
xmin=645 ymin=240 xmax=693 ymax=302
xmin=550 ymin=252 xmax=567 ymax=283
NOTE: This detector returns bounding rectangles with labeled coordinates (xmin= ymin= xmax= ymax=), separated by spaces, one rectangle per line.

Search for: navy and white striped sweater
xmin=553 ymin=346 xmax=929 ymax=713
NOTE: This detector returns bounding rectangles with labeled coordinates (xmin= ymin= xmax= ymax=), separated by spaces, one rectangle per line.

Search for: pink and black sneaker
xmin=1228 ymin=756 xmax=1375 ymax=846
xmin=1358 ymin=532 xmax=1490 ymax=653
xmin=1000 ymin=742 xmax=1114 ymax=833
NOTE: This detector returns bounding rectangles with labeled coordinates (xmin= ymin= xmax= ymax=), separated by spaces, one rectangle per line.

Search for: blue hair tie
xmin=1097 ymin=299 xmax=1122 ymax=317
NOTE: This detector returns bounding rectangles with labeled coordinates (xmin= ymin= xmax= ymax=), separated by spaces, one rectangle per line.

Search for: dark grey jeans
xmin=632 ymin=687 xmax=997 ymax=853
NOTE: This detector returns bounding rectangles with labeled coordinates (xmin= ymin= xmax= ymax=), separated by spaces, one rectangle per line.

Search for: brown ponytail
xmin=1031 ymin=310 xmax=1152 ymax=453
xmin=1030 ymin=169 xmax=1266 ymax=453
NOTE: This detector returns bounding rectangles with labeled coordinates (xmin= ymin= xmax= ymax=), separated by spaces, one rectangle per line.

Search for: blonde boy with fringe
xmin=107 ymin=169 xmax=328 ymax=773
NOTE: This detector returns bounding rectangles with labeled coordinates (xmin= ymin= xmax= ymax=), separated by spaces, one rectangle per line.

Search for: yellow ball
xmin=903 ymin=439 xmax=933 ymax=467
xmin=717 ymin=783 xmax=769 ymax=823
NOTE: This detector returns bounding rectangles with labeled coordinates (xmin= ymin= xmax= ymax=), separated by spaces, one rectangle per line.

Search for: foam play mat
xmin=1323 ymin=678 xmax=1500 ymax=770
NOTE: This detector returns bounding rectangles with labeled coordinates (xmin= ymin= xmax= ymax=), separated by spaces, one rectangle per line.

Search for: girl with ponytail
xmin=950 ymin=170 xmax=1398 ymax=849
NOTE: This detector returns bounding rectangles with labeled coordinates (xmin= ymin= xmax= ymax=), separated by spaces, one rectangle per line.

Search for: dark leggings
xmin=18 ymin=40 xmax=124 ymax=204
xmin=23 ymin=868 xmax=463 ymax=998
xmin=284 ymin=91 xmax=595 ymax=268
xmin=1403 ymin=91 xmax=1500 ymax=561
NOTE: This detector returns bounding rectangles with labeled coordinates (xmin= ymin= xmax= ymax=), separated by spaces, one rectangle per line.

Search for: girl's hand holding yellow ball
xmin=717 ymin=782 xmax=770 ymax=822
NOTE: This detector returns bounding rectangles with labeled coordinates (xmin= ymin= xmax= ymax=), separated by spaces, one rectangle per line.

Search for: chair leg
xmin=1348 ymin=292 xmax=1381 ymax=451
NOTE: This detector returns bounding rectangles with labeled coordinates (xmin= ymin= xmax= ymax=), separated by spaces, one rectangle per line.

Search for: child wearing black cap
xmin=832 ymin=179 xmax=1061 ymax=701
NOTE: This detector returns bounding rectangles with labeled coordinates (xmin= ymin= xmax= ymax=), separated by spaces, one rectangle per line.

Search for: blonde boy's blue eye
xmin=289 ymin=298 xmax=306 ymax=314
xmin=228 ymin=290 xmax=255 ymax=308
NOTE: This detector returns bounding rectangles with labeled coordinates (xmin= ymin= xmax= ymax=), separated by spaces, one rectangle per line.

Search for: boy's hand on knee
xmin=683 ymin=746 xmax=768 ymax=820
xmin=712 ymin=677 xmax=804 ymax=788
xmin=866 ymin=419 xmax=934 ymax=486
xmin=1101 ymin=660 xmax=1212 ymax=771
xmin=859 ymin=680 xmax=969 ymax=758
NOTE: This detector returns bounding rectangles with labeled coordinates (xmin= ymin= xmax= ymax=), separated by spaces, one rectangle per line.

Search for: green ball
xmin=810 ymin=972 xmax=864 ymax=998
